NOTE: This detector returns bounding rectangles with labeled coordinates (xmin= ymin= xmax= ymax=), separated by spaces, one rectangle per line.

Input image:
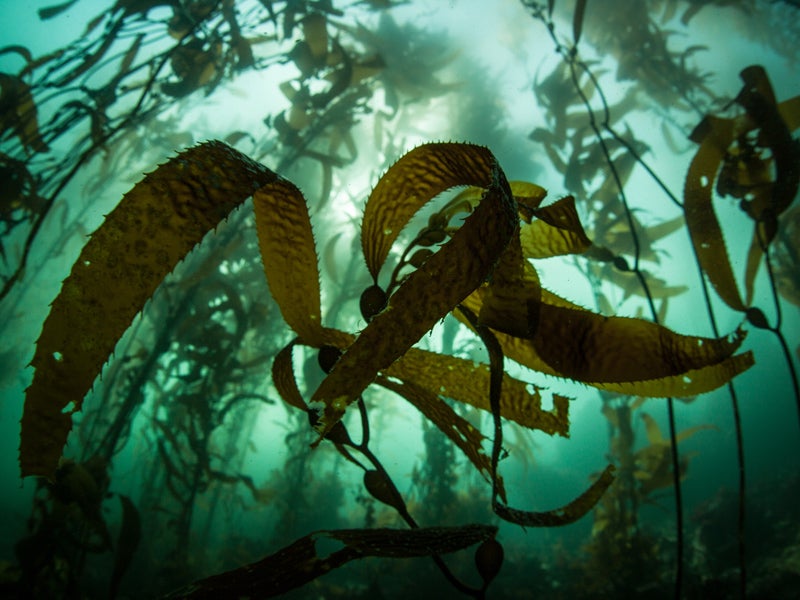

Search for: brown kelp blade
xmin=311 ymin=143 xmax=518 ymax=437
xmin=271 ymin=340 xmax=309 ymax=412
xmin=360 ymin=142 xmax=516 ymax=281
xmin=21 ymin=141 xmax=278 ymax=479
xmin=521 ymin=195 xmax=592 ymax=258
xmin=495 ymin=464 xmax=616 ymax=527
xmin=461 ymin=287 xmax=753 ymax=397
xmin=253 ymin=176 xmax=325 ymax=346
xmin=386 ymin=347 xmax=570 ymax=436
xmin=163 ymin=525 xmax=497 ymax=599
xmin=684 ymin=66 xmax=800 ymax=311
xmin=684 ymin=115 xmax=747 ymax=311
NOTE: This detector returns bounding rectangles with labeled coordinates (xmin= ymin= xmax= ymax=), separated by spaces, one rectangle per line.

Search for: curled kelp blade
xmin=386 ymin=348 xmax=570 ymax=436
xmin=271 ymin=329 xmax=355 ymax=414
xmin=360 ymin=142 xmax=514 ymax=281
xmin=163 ymin=524 xmax=497 ymax=599
xmin=312 ymin=143 xmax=518 ymax=437
xmin=437 ymin=180 xmax=548 ymax=220
xmin=429 ymin=188 xmax=591 ymax=339
xmin=21 ymin=141 xmax=277 ymax=479
xmin=272 ymin=340 xmax=309 ymax=412
xmin=735 ymin=66 xmax=800 ymax=238
xmin=495 ymin=465 xmax=616 ymax=527
xmin=521 ymin=195 xmax=593 ymax=258
xmin=461 ymin=302 xmax=614 ymax=528
xmin=461 ymin=287 xmax=753 ymax=397
xmin=684 ymin=66 xmax=800 ymax=312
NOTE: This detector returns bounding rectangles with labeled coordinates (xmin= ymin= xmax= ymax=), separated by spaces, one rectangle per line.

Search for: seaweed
xmin=2 ymin=1 xmax=798 ymax=598
xmin=17 ymin=136 xmax=751 ymax=595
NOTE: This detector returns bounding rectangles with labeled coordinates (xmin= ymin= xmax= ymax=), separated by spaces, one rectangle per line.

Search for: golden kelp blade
xmin=461 ymin=287 xmax=753 ymax=397
xmin=684 ymin=115 xmax=746 ymax=311
xmin=521 ymin=195 xmax=592 ymax=258
xmin=386 ymin=348 xmax=570 ymax=436
xmin=21 ymin=141 xmax=278 ymax=479
xmin=271 ymin=341 xmax=309 ymax=412
xmin=253 ymin=178 xmax=324 ymax=345
xmin=314 ymin=143 xmax=518 ymax=436
xmin=360 ymin=142 xmax=508 ymax=281
xmin=532 ymin=302 xmax=748 ymax=383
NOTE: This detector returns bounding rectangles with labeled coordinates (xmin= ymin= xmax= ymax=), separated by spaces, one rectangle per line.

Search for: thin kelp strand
xmin=0 ymin=1 xmax=227 ymax=305
xmin=755 ymin=225 xmax=800 ymax=428
xmin=344 ymin=396 xmax=482 ymax=598
xmin=533 ymin=11 xmax=686 ymax=596
xmin=456 ymin=305 xmax=504 ymax=499
xmin=575 ymin=54 xmax=684 ymax=209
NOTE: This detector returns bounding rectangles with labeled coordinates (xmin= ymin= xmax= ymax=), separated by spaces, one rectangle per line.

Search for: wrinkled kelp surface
xmin=1 ymin=1 xmax=799 ymax=598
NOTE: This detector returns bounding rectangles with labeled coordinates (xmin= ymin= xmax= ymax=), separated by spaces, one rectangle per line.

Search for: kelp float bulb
xmin=306 ymin=406 xmax=351 ymax=445
xmin=613 ymin=255 xmax=630 ymax=271
xmin=360 ymin=284 xmax=387 ymax=322
xmin=317 ymin=344 xmax=342 ymax=374
xmin=474 ymin=538 xmax=504 ymax=587
xmin=363 ymin=469 xmax=406 ymax=514
xmin=745 ymin=306 xmax=770 ymax=330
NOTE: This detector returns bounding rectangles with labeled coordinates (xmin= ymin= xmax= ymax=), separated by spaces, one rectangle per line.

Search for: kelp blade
xmin=361 ymin=142 xmax=514 ymax=280
xmin=495 ymin=464 xmax=616 ymax=527
xmin=21 ymin=141 xmax=278 ymax=479
xmin=386 ymin=347 xmax=570 ymax=436
xmin=460 ymin=287 xmax=753 ymax=397
xmin=163 ymin=525 xmax=496 ymax=599
xmin=684 ymin=115 xmax=746 ymax=311
xmin=312 ymin=143 xmax=518 ymax=436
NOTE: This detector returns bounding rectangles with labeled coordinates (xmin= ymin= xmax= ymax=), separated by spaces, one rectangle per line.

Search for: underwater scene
xmin=1 ymin=0 xmax=799 ymax=598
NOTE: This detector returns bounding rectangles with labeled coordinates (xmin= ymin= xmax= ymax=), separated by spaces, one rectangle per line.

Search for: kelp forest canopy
xmin=1 ymin=0 xmax=799 ymax=599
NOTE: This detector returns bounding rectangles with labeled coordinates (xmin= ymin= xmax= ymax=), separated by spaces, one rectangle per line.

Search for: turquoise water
xmin=1 ymin=1 xmax=798 ymax=597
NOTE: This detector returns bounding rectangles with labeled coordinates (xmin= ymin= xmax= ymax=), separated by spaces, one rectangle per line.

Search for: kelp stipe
xmin=522 ymin=2 xmax=800 ymax=597
xmin=522 ymin=6 xmax=692 ymax=590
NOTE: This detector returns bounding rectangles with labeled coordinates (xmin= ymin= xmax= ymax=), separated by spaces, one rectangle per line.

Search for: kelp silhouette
xmin=20 ymin=141 xmax=753 ymax=594
xmin=685 ymin=65 xmax=800 ymax=316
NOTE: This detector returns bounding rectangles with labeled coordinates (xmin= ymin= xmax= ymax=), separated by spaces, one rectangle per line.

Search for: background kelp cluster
xmin=1 ymin=0 xmax=799 ymax=598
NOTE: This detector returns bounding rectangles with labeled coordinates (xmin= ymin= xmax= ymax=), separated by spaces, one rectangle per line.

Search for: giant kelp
xmin=4 ymin=1 xmax=799 ymax=598
xmin=0 ymin=0 xmax=416 ymax=303
xmin=18 ymin=138 xmax=752 ymax=595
